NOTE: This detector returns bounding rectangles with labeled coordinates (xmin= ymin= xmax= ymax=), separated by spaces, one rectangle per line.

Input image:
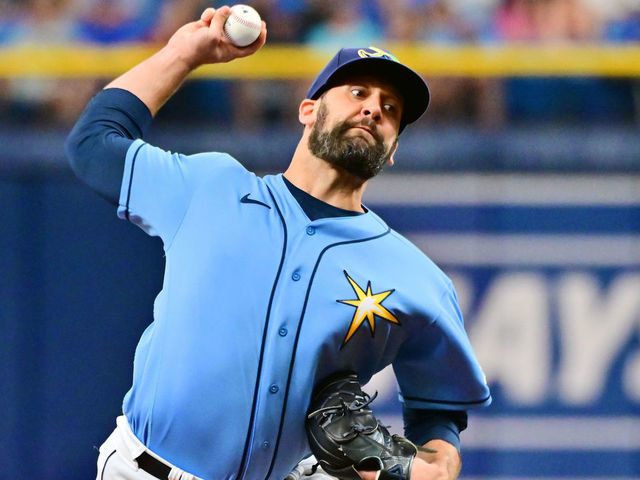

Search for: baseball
xmin=223 ymin=4 xmax=262 ymax=47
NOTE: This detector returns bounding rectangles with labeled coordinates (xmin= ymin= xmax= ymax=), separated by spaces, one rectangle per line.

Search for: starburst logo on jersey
xmin=337 ymin=270 xmax=400 ymax=347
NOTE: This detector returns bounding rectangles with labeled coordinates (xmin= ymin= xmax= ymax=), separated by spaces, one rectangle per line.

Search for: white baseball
xmin=223 ymin=4 xmax=262 ymax=47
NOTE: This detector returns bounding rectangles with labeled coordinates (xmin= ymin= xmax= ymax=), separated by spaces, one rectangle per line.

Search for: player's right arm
xmin=65 ymin=5 xmax=266 ymax=195
xmin=65 ymin=7 xmax=266 ymax=229
xmin=105 ymin=6 xmax=266 ymax=115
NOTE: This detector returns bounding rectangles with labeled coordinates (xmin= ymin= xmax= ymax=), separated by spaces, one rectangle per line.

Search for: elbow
xmin=64 ymin=126 xmax=86 ymax=178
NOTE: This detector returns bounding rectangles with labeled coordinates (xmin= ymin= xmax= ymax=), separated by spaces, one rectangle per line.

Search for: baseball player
xmin=66 ymin=6 xmax=490 ymax=480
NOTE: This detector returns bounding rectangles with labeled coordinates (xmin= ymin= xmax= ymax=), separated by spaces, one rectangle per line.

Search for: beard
xmin=308 ymin=101 xmax=397 ymax=181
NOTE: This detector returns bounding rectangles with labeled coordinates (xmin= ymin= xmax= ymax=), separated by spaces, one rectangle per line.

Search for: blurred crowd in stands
xmin=0 ymin=0 xmax=638 ymax=129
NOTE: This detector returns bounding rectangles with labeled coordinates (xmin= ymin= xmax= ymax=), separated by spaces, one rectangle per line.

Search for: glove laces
xmin=307 ymin=390 xmax=378 ymax=420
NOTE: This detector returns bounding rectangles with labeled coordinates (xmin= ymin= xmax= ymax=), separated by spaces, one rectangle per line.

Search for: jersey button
xmin=279 ymin=327 xmax=288 ymax=337
xmin=262 ymin=441 xmax=270 ymax=449
xmin=269 ymin=384 xmax=279 ymax=394
xmin=292 ymin=272 xmax=301 ymax=281
xmin=306 ymin=226 xmax=316 ymax=236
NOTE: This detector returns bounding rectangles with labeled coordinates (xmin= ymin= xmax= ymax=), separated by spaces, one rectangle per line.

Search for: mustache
xmin=338 ymin=118 xmax=383 ymax=144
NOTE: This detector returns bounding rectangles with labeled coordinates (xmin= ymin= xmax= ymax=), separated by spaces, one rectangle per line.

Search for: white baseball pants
xmin=96 ymin=416 xmax=337 ymax=480
xmin=96 ymin=416 xmax=202 ymax=480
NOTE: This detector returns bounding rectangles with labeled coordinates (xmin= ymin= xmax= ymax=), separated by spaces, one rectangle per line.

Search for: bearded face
xmin=308 ymin=100 xmax=397 ymax=181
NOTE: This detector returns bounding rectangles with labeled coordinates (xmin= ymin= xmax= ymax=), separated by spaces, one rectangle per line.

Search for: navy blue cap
xmin=306 ymin=46 xmax=430 ymax=133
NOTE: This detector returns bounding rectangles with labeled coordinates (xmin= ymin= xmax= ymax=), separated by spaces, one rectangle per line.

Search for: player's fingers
xmin=260 ymin=20 xmax=267 ymax=43
xmin=249 ymin=21 xmax=267 ymax=48
xmin=200 ymin=7 xmax=215 ymax=23
xmin=256 ymin=21 xmax=267 ymax=47
xmin=210 ymin=5 xmax=232 ymax=36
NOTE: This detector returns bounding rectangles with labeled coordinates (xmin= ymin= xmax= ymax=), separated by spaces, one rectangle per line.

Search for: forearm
xmin=66 ymin=6 xmax=266 ymax=202
xmin=105 ymin=43 xmax=192 ymax=116
xmin=400 ymin=405 xmax=466 ymax=479
xmin=417 ymin=439 xmax=461 ymax=480
xmin=105 ymin=6 xmax=266 ymax=116
xmin=358 ymin=439 xmax=460 ymax=480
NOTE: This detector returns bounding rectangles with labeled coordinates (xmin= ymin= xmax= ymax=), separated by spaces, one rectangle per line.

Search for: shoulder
xmin=129 ymin=140 xmax=255 ymax=182
xmin=382 ymin=226 xmax=454 ymax=291
xmin=357 ymin=218 xmax=457 ymax=319
xmin=187 ymin=151 xmax=252 ymax=180
xmin=361 ymin=208 xmax=454 ymax=290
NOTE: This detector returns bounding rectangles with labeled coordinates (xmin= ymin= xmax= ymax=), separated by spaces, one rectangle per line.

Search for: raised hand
xmin=167 ymin=6 xmax=267 ymax=69
xmin=105 ymin=5 xmax=267 ymax=115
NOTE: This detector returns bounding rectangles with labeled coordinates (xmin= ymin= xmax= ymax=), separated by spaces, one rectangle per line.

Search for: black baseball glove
xmin=305 ymin=372 xmax=424 ymax=480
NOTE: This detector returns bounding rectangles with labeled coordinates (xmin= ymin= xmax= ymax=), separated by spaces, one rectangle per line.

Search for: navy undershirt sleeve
xmin=65 ymin=88 xmax=153 ymax=205
xmin=402 ymin=404 xmax=468 ymax=452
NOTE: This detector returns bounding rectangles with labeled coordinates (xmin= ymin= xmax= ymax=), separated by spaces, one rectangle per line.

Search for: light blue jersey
xmin=117 ymin=139 xmax=490 ymax=480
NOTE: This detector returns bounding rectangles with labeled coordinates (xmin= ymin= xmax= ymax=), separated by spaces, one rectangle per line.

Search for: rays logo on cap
xmin=357 ymin=46 xmax=400 ymax=63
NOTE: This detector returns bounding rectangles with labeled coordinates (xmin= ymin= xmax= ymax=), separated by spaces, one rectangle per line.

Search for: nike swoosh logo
xmin=240 ymin=193 xmax=271 ymax=209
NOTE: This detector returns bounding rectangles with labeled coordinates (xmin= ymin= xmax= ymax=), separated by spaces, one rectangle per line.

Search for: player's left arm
xmin=357 ymin=440 xmax=459 ymax=480
xmin=380 ymin=279 xmax=489 ymax=479
xmin=358 ymin=408 xmax=464 ymax=480
xmin=401 ymin=406 xmax=466 ymax=479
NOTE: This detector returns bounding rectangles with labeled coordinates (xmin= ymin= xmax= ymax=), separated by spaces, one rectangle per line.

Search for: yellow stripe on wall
xmin=1 ymin=44 xmax=639 ymax=78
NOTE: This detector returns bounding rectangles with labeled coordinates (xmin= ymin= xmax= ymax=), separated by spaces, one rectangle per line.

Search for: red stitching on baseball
xmin=230 ymin=9 xmax=261 ymax=30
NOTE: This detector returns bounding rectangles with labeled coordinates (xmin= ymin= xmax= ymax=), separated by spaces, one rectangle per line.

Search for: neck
xmin=284 ymin=137 xmax=367 ymax=213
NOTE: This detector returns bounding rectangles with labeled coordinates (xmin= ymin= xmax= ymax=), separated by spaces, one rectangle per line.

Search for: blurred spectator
xmin=378 ymin=0 xmax=421 ymax=41
xmin=151 ymin=0 xmax=237 ymax=127
xmin=0 ymin=0 xmax=24 ymax=119
xmin=493 ymin=0 xmax=539 ymax=42
xmin=416 ymin=0 xmax=478 ymax=43
xmin=493 ymin=0 xmax=600 ymax=42
xmin=382 ymin=0 xmax=506 ymax=129
xmin=250 ymin=0 xmax=305 ymax=43
xmin=2 ymin=0 xmax=94 ymax=126
xmin=0 ymin=0 xmax=637 ymax=129
xmin=8 ymin=0 xmax=76 ymax=44
xmin=0 ymin=0 xmax=27 ymax=45
xmin=151 ymin=0 xmax=206 ymax=43
xmin=73 ymin=0 xmax=160 ymax=44
xmin=303 ymin=0 xmax=381 ymax=50
xmin=493 ymin=0 xmax=637 ymax=124
xmin=537 ymin=0 xmax=599 ymax=41
xmin=229 ymin=0 xmax=381 ymax=130
xmin=448 ymin=0 xmax=500 ymax=41
xmin=603 ymin=2 xmax=640 ymax=42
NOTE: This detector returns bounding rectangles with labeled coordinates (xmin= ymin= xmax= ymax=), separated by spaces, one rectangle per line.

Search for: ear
xmin=298 ymin=98 xmax=316 ymax=126
xmin=387 ymin=140 xmax=399 ymax=166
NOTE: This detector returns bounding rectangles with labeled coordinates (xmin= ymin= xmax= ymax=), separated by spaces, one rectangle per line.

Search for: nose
xmin=361 ymin=95 xmax=382 ymax=122
xmin=362 ymin=107 xmax=381 ymax=122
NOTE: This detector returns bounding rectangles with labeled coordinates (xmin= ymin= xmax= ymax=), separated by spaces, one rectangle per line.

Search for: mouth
xmin=350 ymin=126 xmax=375 ymax=139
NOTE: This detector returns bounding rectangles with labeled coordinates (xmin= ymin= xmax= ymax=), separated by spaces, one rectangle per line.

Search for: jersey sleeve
xmin=393 ymin=282 xmax=491 ymax=411
xmin=117 ymin=139 xmax=241 ymax=246
xmin=65 ymin=88 xmax=153 ymax=205
xmin=402 ymin=406 xmax=467 ymax=451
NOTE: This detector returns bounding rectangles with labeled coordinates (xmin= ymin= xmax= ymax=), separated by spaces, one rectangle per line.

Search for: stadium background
xmin=1 ymin=0 xmax=639 ymax=478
